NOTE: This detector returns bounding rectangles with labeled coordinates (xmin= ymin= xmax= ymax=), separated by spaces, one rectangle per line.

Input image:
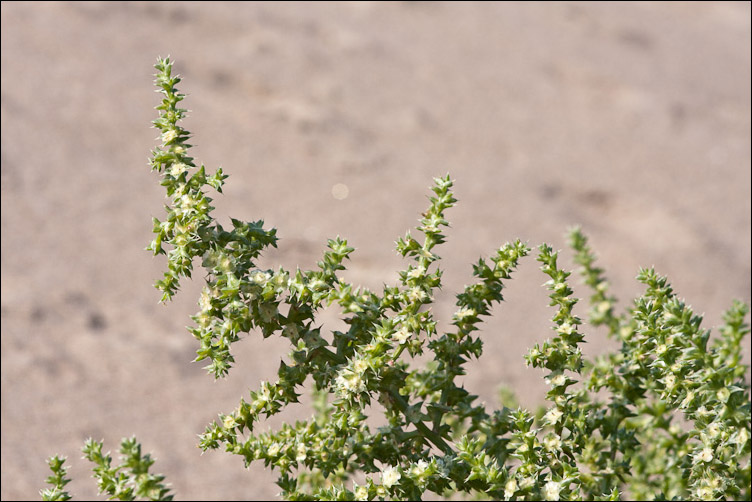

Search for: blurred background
xmin=1 ymin=2 xmax=750 ymax=500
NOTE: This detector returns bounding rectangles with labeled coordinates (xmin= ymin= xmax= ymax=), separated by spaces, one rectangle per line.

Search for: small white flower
xmin=173 ymin=233 xmax=188 ymax=247
xmin=716 ymin=387 xmax=730 ymax=403
xmin=267 ymin=442 xmax=281 ymax=457
xmin=273 ymin=272 xmax=288 ymax=288
xmin=194 ymin=310 xmax=210 ymax=326
xmin=335 ymin=370 xmax=366 ymax=396
xmin=161 ymin=129 xmax=178 ymax=143
xmin=180 ymin=194 xmax=195 ymax=210
xmin=519 ymin=477 xmax=534 ymax=489
xmin=550 ymin=374 xmax=567 ymax=387
xmin=169 ymin=162 xmax=188 ymax=177
xmin=707 ymin=422 xmax=721 ymax=438
xmin=410 ymin=459 xmax=429 ymax=477
xmin=695 ymin=447 xmax=713 ymax=463
xmin=199 ymin=288 xmax=213 ymax=311
xmin=219 ymin=255 xmax=234 ymax=273
xmin=543 ymin=407 xmax=564 ymax=425
xmin=455 ymin=307 xmax=476 ymax=320
xmin=696 ymin=406 xmax=713 ymax=419
xmin=664 ymin=374 xmax=676 ymax=389
xmin=504 ymin=478 xmax=517 ymax=499
xmin=542 ymin=433 xmax=561 ymax=452
xmin=696 ymin=485 xmax=714 ymax=499
xmin=680 ymin=391 xmax=695 ymax=409
xmin=222 ymin=414 xmax=237 ymax=429
xmin=352 ymin=357 xmax=370 ymax=375
xmin=596 ymin=300 xmax=610 ymax=313
xmin=543 ymin=480 xmax=561 ymax=501
xmin=407 ymin=287 xmax=427 ymax=302
xmin=251 ymin=270 xmax=270 ymax=285
xmin=557 ymin=323 xmax=574 ymax=335
xmin=308 ymin=278 xmax=326 ymax=291
xmin=707 ymin=474 xmax=723 ymax=490
xmin=381 ymin=466 xmax=401 ymax=488
xmin=354 ymin=483 xmax=369 ymax=501
xmin=296 ymin=443 xmax=307 ymax=462
xmin=393 ymin=326 xmax=410 ymax=345
xmin=407 ymin=266 xmax=425 ymax=279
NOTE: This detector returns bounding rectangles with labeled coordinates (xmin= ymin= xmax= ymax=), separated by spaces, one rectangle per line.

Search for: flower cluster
xmin=42 ymin=57 xmax=750 ymax=501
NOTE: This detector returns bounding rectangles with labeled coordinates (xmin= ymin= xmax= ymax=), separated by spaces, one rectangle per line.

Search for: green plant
xmin=42 ymin=57 xmax=750 ymax=501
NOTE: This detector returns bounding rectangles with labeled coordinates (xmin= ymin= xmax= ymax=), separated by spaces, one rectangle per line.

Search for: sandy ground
xmin=1 ymin=2 xmax=750 ymax=500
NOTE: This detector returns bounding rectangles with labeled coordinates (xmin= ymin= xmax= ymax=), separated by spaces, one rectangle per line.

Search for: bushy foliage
xmin=42 ymin=57 xmax=750 ymax=501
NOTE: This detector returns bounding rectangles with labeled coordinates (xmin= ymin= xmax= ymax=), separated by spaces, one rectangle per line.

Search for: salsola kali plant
xmin=42 ymin=57 xmax=750 ymax=501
